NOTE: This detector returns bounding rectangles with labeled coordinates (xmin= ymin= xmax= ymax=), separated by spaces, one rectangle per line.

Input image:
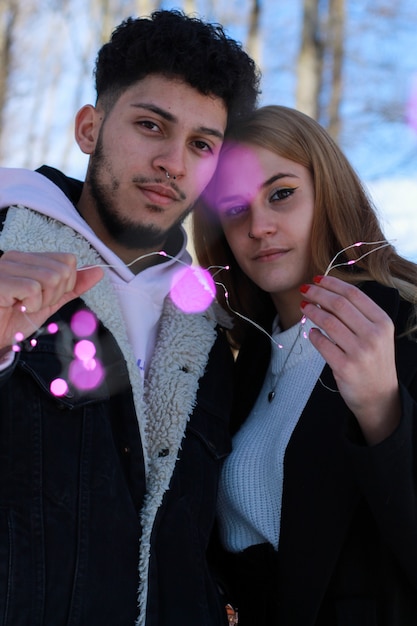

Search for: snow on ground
xmin=366 ymin=178 xmax=417 ymax=262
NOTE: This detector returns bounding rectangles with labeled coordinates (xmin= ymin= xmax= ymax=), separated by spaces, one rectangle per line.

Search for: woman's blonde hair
xmin=193 ymin=105 xmax=417 ymax=347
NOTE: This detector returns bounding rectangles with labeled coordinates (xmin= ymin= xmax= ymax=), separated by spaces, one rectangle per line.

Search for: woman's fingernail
xmin=313 ymin=275 xmax=324 ymax=284
xmin=299 ymin=284 xmax=310 ymax=293
xmin=300 ymin=300 xmax=308 ymax=309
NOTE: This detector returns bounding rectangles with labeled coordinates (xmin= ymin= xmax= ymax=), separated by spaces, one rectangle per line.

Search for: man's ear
xmin=74 ymin=104 xmax=104 ymax=155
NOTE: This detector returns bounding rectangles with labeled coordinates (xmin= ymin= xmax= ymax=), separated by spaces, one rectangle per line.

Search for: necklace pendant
xmin=268 ymin=390 xmax=275 ymax=402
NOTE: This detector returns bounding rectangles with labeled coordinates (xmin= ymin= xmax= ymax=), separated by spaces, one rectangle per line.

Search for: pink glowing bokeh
xmin=202 ymin=142 xmax=265 ymax=215
xmin=49 ymin=313 xmax=104 ymax=394
xmin=74 ymin=339 xmax=96 ymax=361
xmin=50 ymin=378 xmax=69 ymax=397
xmin=170 ymin=266 xmax=216 ymax=313
xmin=69 ymin=356 xmax=104 ymax=391
xmin=47 ymin=322 xmax=59 ymax=334
xmin=406 ymin=74 xmax=417 ymax=134
xmin=70 ymin=310 xmax=98 ymax=337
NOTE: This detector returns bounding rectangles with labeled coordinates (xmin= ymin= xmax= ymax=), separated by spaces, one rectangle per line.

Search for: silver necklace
xmin=268 ymin=324 xmax=304 ymax=402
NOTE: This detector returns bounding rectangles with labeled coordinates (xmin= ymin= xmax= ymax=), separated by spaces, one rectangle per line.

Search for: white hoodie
xmin=0 ymin=166 xmax=223 ymax=625
xmin=0 ymin=166 xmax=192 ymax=376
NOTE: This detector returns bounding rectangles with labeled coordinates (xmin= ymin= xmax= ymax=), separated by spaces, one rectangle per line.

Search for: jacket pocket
xmin=0 ymin=509 xmax=11 ymax=626
xmin=0 ymin=509 xmax=39 ymax=626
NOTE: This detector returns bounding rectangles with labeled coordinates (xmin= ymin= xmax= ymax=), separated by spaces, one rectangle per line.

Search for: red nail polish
xmin=299 ymin=284 xmax=310 ymax=293
xmin=313 ymin=275 xmax=324 ymax=284
xmin=300 ymin=300 xmax=308 ymax=309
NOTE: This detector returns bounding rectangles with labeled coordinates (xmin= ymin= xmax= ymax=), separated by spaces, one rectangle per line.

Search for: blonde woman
xmin=194 ymin=105 xmax=417 ymax=626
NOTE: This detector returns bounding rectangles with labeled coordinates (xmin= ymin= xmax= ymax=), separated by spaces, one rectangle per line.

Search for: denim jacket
xmin=0 ymin=186 xmax=233 ymax=625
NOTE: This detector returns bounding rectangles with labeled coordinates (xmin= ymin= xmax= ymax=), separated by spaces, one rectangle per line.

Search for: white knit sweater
xmin=217 ymin=318 xmax=325 ymax=551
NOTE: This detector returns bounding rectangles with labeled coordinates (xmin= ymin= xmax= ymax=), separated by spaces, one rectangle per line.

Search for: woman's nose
xmin=248 ymin=208 xmax=277 ymax=239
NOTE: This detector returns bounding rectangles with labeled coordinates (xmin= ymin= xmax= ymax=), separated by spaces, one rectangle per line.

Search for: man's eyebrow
xmin=131 ymin=103 xmax=224 ymax=140
xmin=131 ymin=103 xmax=176 ymax=122
xmin=199 ymin=126 xmax=224 ymax=141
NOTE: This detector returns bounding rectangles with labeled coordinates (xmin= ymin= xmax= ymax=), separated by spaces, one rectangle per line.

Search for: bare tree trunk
xmin=327 ymin=0 xmax=345 ymax=141
xmin=0 ymin=0 xmax=18 ymax=158
xmin=60 ymin=1 xmax=101 ymax=171
xmin=296 ymin=0 xmax=323 ymax=120
xmin=134 ymin=0 xmax=159 ymax=17
xmin=23 ymin=14 xmax=66 ymax=168
xmin=98 ymin=0 xmax=114 ymax=45
xmin=246 ymin=0 xmax=261 ymax=68
xmin=183 ymin=0 xmax=196 ymax=15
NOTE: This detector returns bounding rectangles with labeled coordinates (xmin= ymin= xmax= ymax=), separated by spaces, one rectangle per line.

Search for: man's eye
xmin=193 ymin=140 xmax=212 ymax=153
xmin=138 ymin=120 xmax=160 ymax=131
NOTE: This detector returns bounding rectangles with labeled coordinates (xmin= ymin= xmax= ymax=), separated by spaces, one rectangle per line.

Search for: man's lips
xmin=138 ymin=184 xmax=180 ymax=205
xmin=253 ymin=248 xmax=289 ymax=262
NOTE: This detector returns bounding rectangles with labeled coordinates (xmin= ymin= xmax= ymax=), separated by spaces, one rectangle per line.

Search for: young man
xmin=0 ymin=10 xmax=259 ymax=625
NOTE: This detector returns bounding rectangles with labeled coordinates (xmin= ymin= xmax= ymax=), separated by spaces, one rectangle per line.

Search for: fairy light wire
xmin=215 ymin=239 xmax=394 ymax=352
xmin=323 ymin=240 xmax=394 ymax=276
xmin=13 ymin=249 xmax=214 ymax=350
xmin=13 ymin=239 xmax=394 ymax=360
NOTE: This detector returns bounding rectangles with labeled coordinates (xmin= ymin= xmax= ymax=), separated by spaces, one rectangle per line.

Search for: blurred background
xmin=1 ymin=0 xmax=416 ymax=259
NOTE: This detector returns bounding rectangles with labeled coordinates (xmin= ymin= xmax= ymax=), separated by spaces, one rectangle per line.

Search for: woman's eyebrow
xmin=262 ymin=173 xmax=299 ymax=189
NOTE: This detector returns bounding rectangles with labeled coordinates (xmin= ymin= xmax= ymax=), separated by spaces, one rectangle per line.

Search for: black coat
xmin=213 ymin=282 xmax=417 ymax=626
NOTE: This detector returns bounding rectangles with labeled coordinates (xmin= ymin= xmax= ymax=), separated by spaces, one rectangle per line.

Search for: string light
xmin=323 ymin=240 xmax=393 ymax=276
xmin=13 ymin=249 xmax=218 ymax=394
xmin=77 ymin=249 xmax=169 ymax=271
xmin=11 ymin=239 xmax=394 ymax=394
xmin=216 ymin=239 xmax=394 ymax=348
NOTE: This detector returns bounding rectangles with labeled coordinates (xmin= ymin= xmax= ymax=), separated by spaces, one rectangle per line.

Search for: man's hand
xmin=0 ymin=250 xmax=103 ymax=351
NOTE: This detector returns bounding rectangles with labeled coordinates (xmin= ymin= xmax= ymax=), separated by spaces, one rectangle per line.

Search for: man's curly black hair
xmin=94 ymin=10 xmax=261 ymax=127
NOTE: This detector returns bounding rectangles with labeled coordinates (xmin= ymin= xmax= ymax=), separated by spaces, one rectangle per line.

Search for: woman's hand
xmin=0 ymin=250 xmax=103 ymax=352
xmin=300 ymin=275 xmax=401 ymax=445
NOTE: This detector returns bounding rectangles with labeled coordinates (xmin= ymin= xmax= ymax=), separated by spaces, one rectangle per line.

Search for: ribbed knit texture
xmin=217 ymin=317 xmax=325 ymax=551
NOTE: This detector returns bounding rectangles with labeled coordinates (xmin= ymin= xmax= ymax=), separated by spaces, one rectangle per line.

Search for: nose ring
xmin=248 ymin=231 xmax=255 ymax=239
xmin=165 ymin=169 xmax=176 ymax=181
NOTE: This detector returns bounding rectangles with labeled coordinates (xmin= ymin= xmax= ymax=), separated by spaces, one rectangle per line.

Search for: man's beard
xmin=87 ymin=136 xmax=192 ymax=250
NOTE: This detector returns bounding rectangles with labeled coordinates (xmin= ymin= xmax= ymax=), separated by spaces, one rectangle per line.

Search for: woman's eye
xmin=221 ymin=204 xmax=248 ymax=218
xmin=271 ymin=187 xmax=296 ymax=201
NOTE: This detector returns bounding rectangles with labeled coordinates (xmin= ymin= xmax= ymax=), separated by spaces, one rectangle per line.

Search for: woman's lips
xmin=253 ymin=248 xmax=289 ymax=262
